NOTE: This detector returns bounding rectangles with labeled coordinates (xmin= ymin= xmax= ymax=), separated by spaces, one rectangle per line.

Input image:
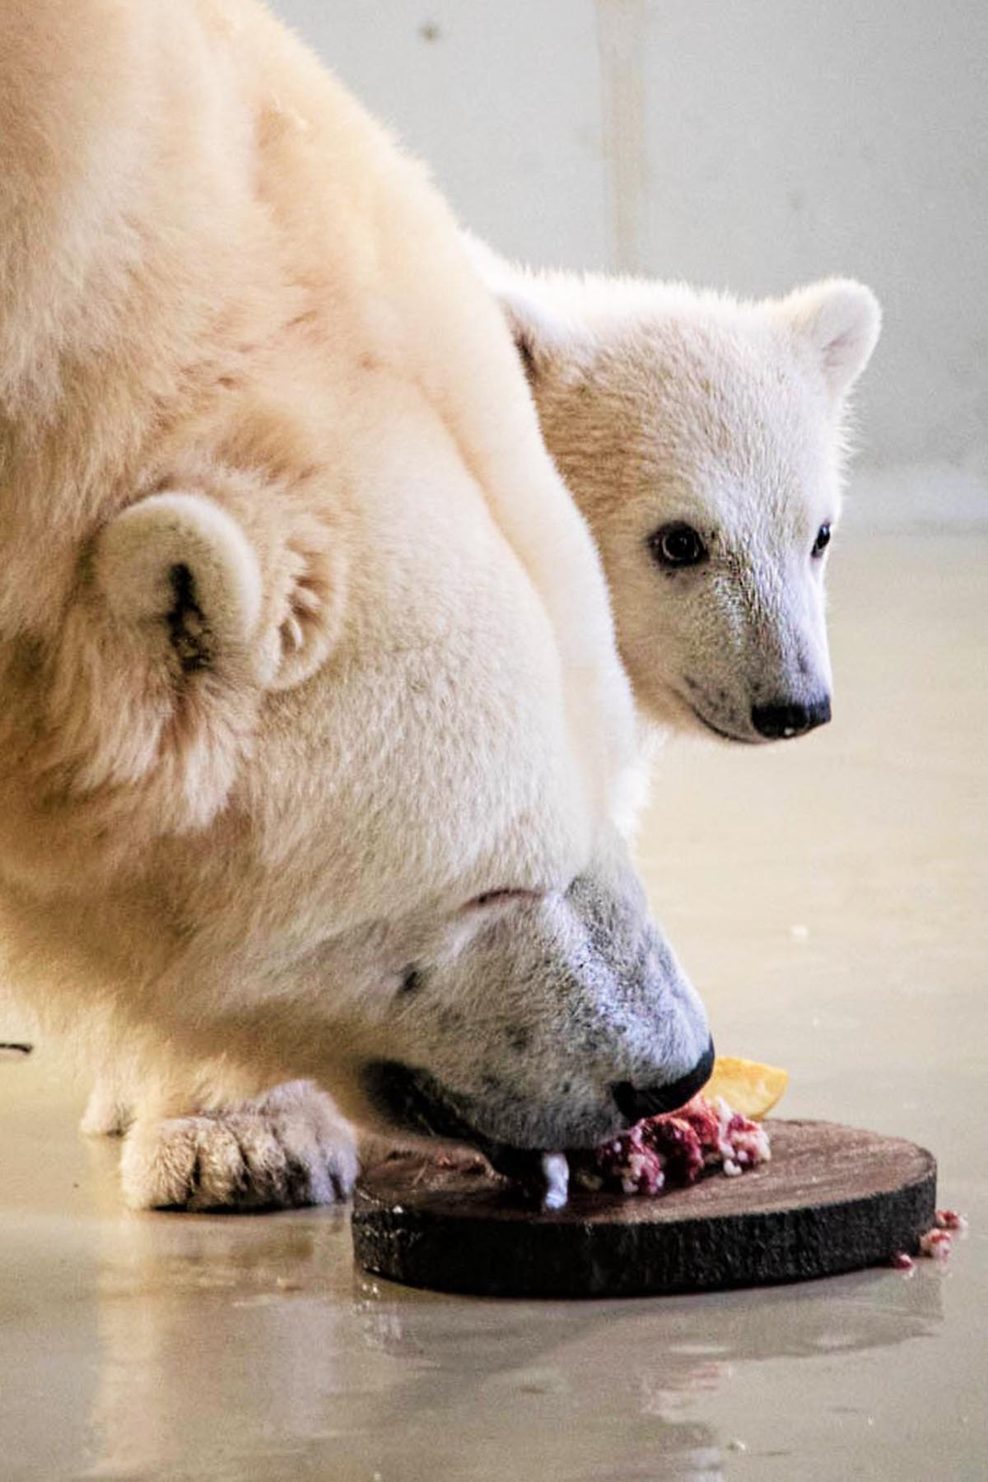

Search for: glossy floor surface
xmin=3 ymin=534 xmax=986 ymax=1481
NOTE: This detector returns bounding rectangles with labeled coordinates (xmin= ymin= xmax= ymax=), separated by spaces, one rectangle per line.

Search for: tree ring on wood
xmin=352 ymin=1120 xmax=936 ymax=1298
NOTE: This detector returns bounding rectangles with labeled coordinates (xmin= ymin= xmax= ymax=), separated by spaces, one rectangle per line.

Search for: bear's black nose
xmin=612 ymin=1037 xmax=716 ymax=1124
xmin=751 ymin=695 xmax=831 ymax=739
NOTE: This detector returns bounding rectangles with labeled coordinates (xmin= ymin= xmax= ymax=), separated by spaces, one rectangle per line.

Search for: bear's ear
xmin=461 ymin=231 xmax=571 ymax=384
xmin=262 ymin=510 xmax=345 ymax=692
xmin=64 ymin=490 xmax=342 ymax=830
xmin=94 ymin=491 xmax=264 ymax=681
xmin=778 ymin=279 xmax=882 ymax=401
xmin=497 ymin=281 xmax=573 ymax=385
xmin=44 ymin=491 xmax=272 ymax=830
xmin=94 ymin=492 xmax=342 ymax=693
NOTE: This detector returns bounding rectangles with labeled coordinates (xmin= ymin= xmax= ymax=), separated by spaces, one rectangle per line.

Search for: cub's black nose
xmin=751 ymin=695 xmax=831 ymax=739
xmin=612 ymin=1037 xmax=715 ymax=1124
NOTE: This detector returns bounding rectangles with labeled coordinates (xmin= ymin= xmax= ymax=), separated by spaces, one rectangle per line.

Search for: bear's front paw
xmin=120 ymin=1080 xmax=358 ymax=1211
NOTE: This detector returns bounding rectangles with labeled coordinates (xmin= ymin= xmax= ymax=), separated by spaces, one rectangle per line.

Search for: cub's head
xmin=475 ymin=247 xmax=881 ymax=743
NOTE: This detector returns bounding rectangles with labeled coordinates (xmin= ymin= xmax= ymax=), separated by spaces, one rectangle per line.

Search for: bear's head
xmin=0 ymin=425 xmax=710 ymax=1163
xmin=475 ymin=246 xmax=881 ymax=745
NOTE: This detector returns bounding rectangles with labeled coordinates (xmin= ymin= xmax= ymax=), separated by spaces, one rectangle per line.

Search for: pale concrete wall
xmin=273 ymin=0 xmax=988 ymax=526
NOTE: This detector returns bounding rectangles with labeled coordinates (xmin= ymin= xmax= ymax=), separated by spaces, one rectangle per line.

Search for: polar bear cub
xmin=472 ymin=245 xmax=881 ymax=743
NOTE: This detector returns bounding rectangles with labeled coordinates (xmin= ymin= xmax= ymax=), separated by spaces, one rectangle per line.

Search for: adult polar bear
xmin=0 ymin=0 xmax=711 ymax=1204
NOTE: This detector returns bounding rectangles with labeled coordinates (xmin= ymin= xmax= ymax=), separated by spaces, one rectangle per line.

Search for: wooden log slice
xmin=352 ymin=1120 xmax=936 ymax=1298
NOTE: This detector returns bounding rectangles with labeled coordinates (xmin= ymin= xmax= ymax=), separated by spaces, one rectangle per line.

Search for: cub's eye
xmin=648 ymin=522 xmax=708 ymax=570
xmin=812 ymin=523 xmax=832 ymax=558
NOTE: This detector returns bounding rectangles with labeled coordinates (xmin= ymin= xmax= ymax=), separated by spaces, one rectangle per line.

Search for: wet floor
xmin=2 ymin=532 xmax=986 ymax=1481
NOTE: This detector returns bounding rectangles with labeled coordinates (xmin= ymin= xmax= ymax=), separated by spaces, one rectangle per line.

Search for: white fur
xmin=0 ymin=0 xmax=709 ymax=1208
xmin=470 ymin=239 xmax=881 ymax=742
xmin=120 ymin=1081 xmax=358 ymax=1211
xmin=96 ymin=491 xmax=263 ymax=656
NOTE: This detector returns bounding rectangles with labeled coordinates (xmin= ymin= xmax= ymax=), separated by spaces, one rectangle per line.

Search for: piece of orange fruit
xmin=704 ymin=1056 xmax=789 ymax=1119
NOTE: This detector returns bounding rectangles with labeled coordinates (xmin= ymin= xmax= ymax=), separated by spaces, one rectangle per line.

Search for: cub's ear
xmin=94 ymin=492 xmax=264 ymax=680
xmin=461 ymin=231 xmax=571 ymax=384
xmin=497 ymin=281 xmax=572 ymax=386
xmin=778 ymin=279 xmax=882 ymax=401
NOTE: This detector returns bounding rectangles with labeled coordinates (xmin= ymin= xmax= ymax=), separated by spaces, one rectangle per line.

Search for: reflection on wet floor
xmin=2 ymin=535 xmax=986 ymax=1481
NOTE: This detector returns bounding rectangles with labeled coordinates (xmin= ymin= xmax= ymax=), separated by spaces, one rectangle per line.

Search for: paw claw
xmin=120 ymin=1082 xmax=357 ymax=1211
